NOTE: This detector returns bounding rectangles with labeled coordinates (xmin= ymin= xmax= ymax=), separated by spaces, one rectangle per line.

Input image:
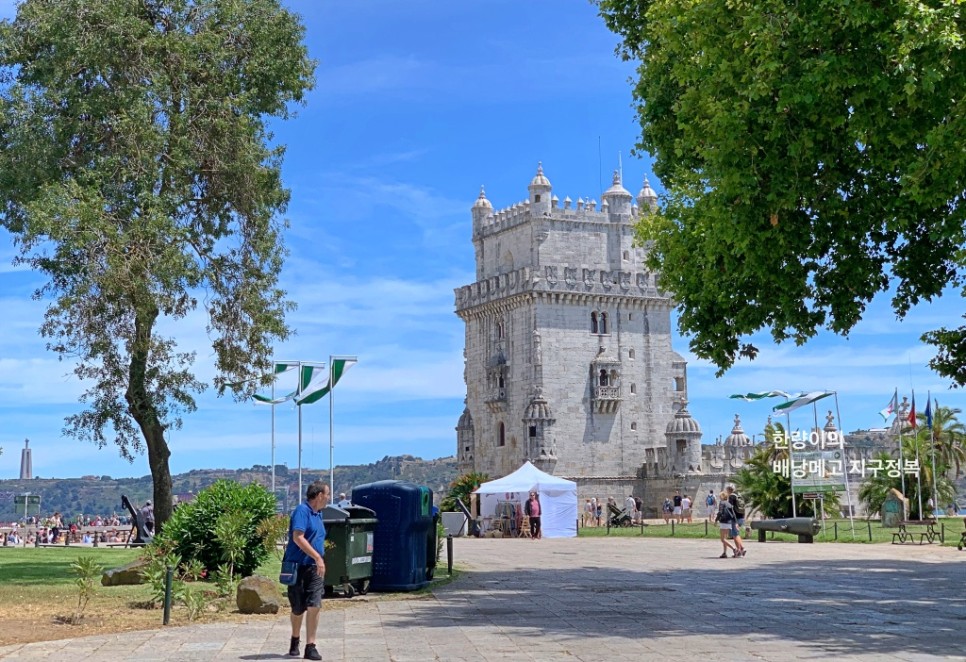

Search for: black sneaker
xmin=304 ymin=643 xmax=322 ymax=661
xmin=288 ymin=637 xmax=300 ymax=657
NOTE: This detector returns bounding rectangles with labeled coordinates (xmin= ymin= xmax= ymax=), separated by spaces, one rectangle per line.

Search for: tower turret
xmin=528 ymin=162 xmax=552 ymax=215
xmin=637 ymin=176 xmax=659 ymax=214
xmin=602 ymin=170 xmax=633 ymax=217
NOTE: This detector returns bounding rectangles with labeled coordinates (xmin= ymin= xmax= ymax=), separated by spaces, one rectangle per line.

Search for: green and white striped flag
xmin=252 ymin=362 xmax=301 ymax=405
xmin=728 ymin=391 xmax=790 ymax=401
xmin=772 ymin=390 xmax=834 ymax=414
xmin=296 ymin=358 xmax=357 ymax=406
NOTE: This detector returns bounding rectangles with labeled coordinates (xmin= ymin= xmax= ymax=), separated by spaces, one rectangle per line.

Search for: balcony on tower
xmin=485 ymin=352 xmax=508 ymax=412
xmin=590 ymin=346 xmax=621 ymax=414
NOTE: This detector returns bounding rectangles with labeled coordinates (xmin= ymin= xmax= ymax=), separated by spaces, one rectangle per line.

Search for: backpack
xmin=715 ymin=501 xmax=735 ymax=523
xmin=706 ymin=494 xmax=715 ymax=506
xmin=733 ymin=492 xmax=746 ymax=518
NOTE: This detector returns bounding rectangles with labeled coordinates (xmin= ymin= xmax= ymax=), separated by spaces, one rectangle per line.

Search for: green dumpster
xmin=321 ymin=504 xmax=377 ymax=598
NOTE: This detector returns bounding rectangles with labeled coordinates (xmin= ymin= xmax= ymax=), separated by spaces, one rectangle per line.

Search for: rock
xmin=101 ymin=558 xmax=151 ymax=586
xmin=236 ymin=575 xmax=281 ymax=614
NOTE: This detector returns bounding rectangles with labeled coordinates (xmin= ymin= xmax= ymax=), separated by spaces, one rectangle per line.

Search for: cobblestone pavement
xmin=1 ymin=536 xmax=964 ymax=661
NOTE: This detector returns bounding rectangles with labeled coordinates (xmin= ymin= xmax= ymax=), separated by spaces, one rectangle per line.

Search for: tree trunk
xmin=125 ymin=302 xmax=173 ymax=531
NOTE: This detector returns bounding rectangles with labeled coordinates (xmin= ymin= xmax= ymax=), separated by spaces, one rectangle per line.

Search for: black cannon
xmin=121 ymin=495 xmax=154 ymax=547
xmin=750 ymin=517 xmax=821 ymax=543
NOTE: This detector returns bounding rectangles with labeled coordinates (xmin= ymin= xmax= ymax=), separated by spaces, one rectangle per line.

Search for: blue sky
xmin=0 ymin=0 xmax=962 ymax=480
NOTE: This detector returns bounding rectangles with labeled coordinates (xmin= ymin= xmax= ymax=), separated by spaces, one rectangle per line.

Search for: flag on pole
xmin=908 ymin=391 xmax=917 ymax=429
xmin=729 ymin=391 xmax=791 ymax=401
xmin=924 ymin=393 xmax=932 ymax=430
xmin=296 ymin=358 xmax=357 ymax=406
xmin=252 ymin=362 xmax=302 ymax=405
xmin=772 ymin=390 xmax=834 ymax=414
xmin=879 ymin=390 xmax=898 ymax=422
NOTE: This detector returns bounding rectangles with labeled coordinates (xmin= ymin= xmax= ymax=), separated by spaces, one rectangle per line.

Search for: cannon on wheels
xmin=750 ymin=517 xmax=821 ymax=543
xmin=121 ymin=495 xmax=154 ymax=547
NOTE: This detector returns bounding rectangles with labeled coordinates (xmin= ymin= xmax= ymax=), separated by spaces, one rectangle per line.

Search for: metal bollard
xmin=704 ymin=521 xmax=708 ymax=537
xmin=446 ymin=534 xmax=454 ymax=575
xmin=671 ymin=520 xmax=675 ymax=536
xmin=163 ymin=566 xmax=173 ymax=625
xmin=834 ymin=522 xmax=838 ymax=540
xmin=868 ymin=521 xmax=872 ymax=542
xmin=941 ymin=523 xmax=945 ymax=544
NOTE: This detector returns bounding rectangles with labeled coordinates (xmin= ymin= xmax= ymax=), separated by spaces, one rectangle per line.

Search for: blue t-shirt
xmin=284 ymin=502 xmax=326 ymax=566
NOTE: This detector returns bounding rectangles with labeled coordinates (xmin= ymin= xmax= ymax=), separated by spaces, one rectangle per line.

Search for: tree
xmin=0 ymin=0 xmax=315 ymax=530
xmin=918 ymin=400 xmax=966 ymax=478
xmin=440 ymin=471 xmax=489 ymax=512
xmin=597 ymin=1 xmax=966 ymax=383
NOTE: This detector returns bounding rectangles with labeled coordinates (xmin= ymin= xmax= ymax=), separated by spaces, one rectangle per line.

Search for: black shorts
xmin=287 ymin=564 xmax=324 ymax=615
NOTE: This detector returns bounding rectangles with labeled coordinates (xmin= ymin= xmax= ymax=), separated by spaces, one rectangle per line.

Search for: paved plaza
xmin=0 ymin=536 xmax=963 ymax=661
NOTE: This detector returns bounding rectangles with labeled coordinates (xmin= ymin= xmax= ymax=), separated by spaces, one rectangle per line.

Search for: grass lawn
xmin=0 ymin=546 xmax=284 ymax=646
xmin=0 ymin=546 xmax=459 ymax=647
xmin=578 ymin=517 xmax=965 ymax=547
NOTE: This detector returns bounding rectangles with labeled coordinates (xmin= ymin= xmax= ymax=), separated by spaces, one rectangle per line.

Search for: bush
xmin=157 ymin=479 xmax=276 ymax=578
xmin=440 ymin=471 xmax=488 ymax=512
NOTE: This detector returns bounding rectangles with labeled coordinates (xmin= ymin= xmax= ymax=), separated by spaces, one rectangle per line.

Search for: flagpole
xmin=298 ymin=360 xmax=304 ymax=501
xmin=786 ymin=409 xmax=797 ymax=518
xmin=912 ymin=389 xmax=923 ymax=519
xmin=896 ymin=388 xmax=906 ymax=499
xmin=329 ymin=354 xmax=334 ymax=496
xmin=928 ymin=392 xmax=937 ymax=518
xmin=271 ymin=380 xmax=276 ymax=497
xmin=833 ymin=392 xmax=856 ymax=540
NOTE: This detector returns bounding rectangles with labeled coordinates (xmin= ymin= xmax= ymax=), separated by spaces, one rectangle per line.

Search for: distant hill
xmin=0 ymin=454 xmax=458 ymax=520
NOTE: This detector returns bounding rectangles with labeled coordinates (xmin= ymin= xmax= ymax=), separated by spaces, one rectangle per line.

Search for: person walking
xmin=682 ymin=494 xmax=693 ymax=523
xmin=525 ymin=491 xmax=542 ymax=539
xmin=715 ymin=491 xmax=738 ymax=558
xmin=283 ymin=481 xmax=331 ymax=660
xmin=673 ymin=490 xmax=683 ymax=523
xmin=725 ymin=484 xmax=747 ymax=557
xmin=705 ymin=490 xmax=717 ymax=522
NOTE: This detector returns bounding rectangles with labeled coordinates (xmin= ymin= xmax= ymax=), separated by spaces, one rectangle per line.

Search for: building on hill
xmin=454 ymin=164 xmax=698 ymax=484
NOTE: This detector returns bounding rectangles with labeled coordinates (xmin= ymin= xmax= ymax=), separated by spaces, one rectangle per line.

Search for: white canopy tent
xmin=474 ymin=461 xmax=577 ymax=538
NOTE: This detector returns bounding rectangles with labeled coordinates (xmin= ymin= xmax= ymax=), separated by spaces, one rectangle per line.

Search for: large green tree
xmin=597 ymin=0 xmax=966 ymax=384
xmin=0 ymin=0 xmax=315 ymax=529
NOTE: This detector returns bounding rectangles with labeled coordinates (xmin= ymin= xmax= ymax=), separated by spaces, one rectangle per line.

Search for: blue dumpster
xmin=352 ymin=480 xmax=434 ymax=591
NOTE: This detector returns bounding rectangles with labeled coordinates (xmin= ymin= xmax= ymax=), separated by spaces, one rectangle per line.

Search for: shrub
xmin=440 ymin=472 xmax=488 ymax=512
xmin=157 ymin=479 xmax=276 ymax=578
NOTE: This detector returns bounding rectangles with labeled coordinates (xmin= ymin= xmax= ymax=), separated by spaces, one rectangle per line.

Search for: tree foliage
xmin=597 ymin=0 xmax=966 ymax=384
xmin=440 ymin=471 xmax=489 ymax=512
xmin=157 ymin=478 xmax=277 ymax=578
xmin=0 ymin=0 xmax=315 ymax=528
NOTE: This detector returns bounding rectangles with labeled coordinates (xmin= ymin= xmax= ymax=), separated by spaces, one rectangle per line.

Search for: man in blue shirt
xmin=284 ymin=481 xmax=330 ymax=660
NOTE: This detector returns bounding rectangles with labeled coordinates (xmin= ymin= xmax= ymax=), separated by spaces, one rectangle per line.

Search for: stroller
xmin=607 ymin=502 xmax=633 ymax=527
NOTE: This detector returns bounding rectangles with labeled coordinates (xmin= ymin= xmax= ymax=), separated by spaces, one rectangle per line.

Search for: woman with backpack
xmin=715 ymin=491 xmax=738 ymax=558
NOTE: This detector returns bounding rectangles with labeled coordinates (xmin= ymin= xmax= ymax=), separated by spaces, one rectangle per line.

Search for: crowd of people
xmin=1 ymin=511 xmax=135 ymax=546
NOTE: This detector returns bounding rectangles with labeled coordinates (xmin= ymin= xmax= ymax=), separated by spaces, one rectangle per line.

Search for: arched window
xmin=590 ymin=312 xmax=599 ymax=334
xmin=498 ymin=422 xmax=506 ymax=447
xmin=498 ymin=373 xmax=505 ymax=389
xmin=600 ymin=312 xmax=608 ymax=334
xmin=599 ymin=369 xmax=609 ymax=387
xmin=630 ymin=383 xmax=637 ymax=395
xmin=609 ymin=369 xmax=619 ymax=386
xmin=630 ymin=422 xmax=637 ymax=431
xmin=497 ymin=319 xmax=505 ymax=339
xmin=628 ymin=348 xmax=636 ymax=360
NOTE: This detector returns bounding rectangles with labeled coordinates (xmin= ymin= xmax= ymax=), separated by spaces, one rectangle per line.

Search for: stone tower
xmin=455 ymin=164 xmax=692 ymax=479
xmin=19 ymin=439 xmax=32 ymax=480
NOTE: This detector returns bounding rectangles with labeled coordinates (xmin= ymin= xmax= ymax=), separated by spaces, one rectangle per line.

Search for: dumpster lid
xmin=322 ymin=504 xmax=376 ymax=522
